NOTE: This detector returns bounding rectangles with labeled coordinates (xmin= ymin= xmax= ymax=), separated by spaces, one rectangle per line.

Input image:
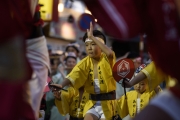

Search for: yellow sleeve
xmin=112 ymin=52 xmax=116 ymax=68
xmin=149 ymin=90 xmax=156 ymax=99
xmin=117 ymin=95 xmax=129 ymax=118
xmin=166 ymin=76 xmax=177 ymax=88
xmin=141 ymin=61 xmax=168 ymax=91
xmin=66 ymin=59 xmax=89 ymax=89
xmin=103 ymin=51 xmax=116 ymax=68
xmin=55 ymin=87 xmax=75 ymax=115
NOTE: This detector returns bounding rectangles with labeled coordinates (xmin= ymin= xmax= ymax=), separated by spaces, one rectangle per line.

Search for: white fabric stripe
xmin=136 ymin=98 xmax=141 ymax=114
xmin=94 ymin=79 xmax=100 ymax=94
xmin=85 ymin=37 xmax=105 ymax=44
xmin=94 ymin=79 xmax=101 ymax=105
xmin=26 ymin=36 xmax=50 ymax=72
xmin=99 ymin=0 xmax=128 ymax=38
xmin=85 ymin=38 xmax=93 ymax=42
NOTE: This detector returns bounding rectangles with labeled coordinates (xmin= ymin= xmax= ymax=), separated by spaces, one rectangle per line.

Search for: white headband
xmin=85 ymin=37 xmax=105 ymax=44
xmin=85 ymin=38 xmax=92 ymax=42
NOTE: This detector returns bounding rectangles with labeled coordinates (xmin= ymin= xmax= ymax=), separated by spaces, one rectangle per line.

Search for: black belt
xmin=70 ymin=116 xmax=83 ymax=120
xmin=90 ymin=91 xmax=116 ymax=101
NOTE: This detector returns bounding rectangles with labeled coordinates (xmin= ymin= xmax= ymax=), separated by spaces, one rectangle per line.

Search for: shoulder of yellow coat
xmin=102 ymin=51 xmax=116 ymax=59
xmin=76 ymin=56 xmax=90 ymax=67
xmin=68 ymin=56 xmax=90 ymax=73
xmin=101 ymin=51 xmax=116 ymax=67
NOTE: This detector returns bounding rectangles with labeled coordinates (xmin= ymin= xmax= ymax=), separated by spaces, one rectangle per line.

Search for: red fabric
xmin=44 ymin=77 xmax=51 ymax=93
xmin=34 ymin=18 xmax=44 ymax=26
xmin=0 ymin=0 xmax=33 ymax=81
xmin=0 ymin=0 xmax=33 ymax=43
xmin=0 ymin=83 xmax=35 ymax=120
xmin=52 ymin=0 xmax=59 ymax=22
xmin=35 ymin=5 xmax=40 ymax=12
xmin=33 ymin=5 xmax=44 ymax=26
xmin=170 ymin=87 xmax=180 ymax=99
xmin=84 ymin=0 xmax=143 ymax=39
xmin=0 ymin=0 xmax=34 ymax=119
xmin=84 ymin=0 xmax=180 ymax=81
xmin=145 ymin=0 xmax=180 ymax=81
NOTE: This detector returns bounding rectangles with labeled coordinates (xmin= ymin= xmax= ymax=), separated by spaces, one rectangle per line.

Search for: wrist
xmin=129 ymin=80 xmax=134 ymax=87
xmin=89 ymin=35 xmax=94 ymax=40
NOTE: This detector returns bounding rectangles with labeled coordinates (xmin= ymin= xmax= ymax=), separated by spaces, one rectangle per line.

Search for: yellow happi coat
xmin=117 ymin=90 xmax=156 ymax=118
xmin=55 ymin=87 xmax=89 ymax=118
xmin=66 ymin=52 xmax=117 ymax=119
xmin=141 ymin=61 xmax=176 ymax=91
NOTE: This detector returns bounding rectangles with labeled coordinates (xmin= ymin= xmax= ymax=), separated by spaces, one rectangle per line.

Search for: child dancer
xmin=118 ymin=64 xmax=160 ymax=118
xmin=53 ymin=86 xmax=89 ymax=120
xmin=51 ymin=22 xmax=118 ymax=120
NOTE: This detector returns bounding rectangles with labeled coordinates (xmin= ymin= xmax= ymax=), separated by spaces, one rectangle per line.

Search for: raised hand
xmin=87 ymin=22 xmax=94 ymax=39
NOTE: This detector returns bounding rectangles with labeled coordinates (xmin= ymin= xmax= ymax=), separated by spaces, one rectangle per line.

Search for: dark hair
xmin=82 ymin=30 xmax=106 ymax=44
xmin=65 ymin=46 xmax=79 ymax=53
xmin=127 ymin=52 xmax=139 ymax=59
xmin=64 ymin=56 xmax=77 ymax=62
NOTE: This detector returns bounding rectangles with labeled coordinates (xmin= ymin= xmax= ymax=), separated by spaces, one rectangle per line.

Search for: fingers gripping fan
xmin=113 ymin=58 xmax=135 ymax=83
xmin=113 ymin=59 xmax=135 ymax=98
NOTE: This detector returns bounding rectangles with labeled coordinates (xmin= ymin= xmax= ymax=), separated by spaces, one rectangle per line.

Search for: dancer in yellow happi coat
xmin=51 ymin=22 xmax=119 ymax=120
xmin=118 ymin=80 xmax=156 ymax=118
xmin=124 ymin=61 xmax=176 ymax=91
xmin=118 ymin=64 xmax=161 ymax=118
xmin=54 ymin=86 xmax=89 ymax=120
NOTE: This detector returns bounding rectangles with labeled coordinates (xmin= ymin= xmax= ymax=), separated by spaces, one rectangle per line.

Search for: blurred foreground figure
xmin=0 ymin=0 xmax=48 ymax=119
xmin=84 ymin=0 xmax=180 ymax=119
xmin=26 ymin=3 xmax=50 ymax=119
xmin=84 ymin=0 xmax=180 ymax=80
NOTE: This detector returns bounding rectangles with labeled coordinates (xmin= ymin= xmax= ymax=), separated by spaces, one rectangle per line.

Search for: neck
xmin=92 ymin=57 xmax=100 ymax=62
xmin=137 ymin=90 xmax=145 ymax=98
xmin=137 ymin=93 xmax=141 ymax=98
xmin=66 ymin=69 xmax=71 ymax=74
xmin=91 ymin=53 xmax=102 ymax=61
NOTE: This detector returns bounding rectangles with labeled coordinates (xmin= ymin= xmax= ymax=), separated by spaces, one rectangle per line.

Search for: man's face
xmin=85 ymin=41 xmax=101 ymax=59
xmin=66 ymin=57 xmax=77 ymax=68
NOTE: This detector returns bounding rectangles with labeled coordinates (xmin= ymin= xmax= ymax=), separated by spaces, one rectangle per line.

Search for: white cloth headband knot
xmin=85 ymin=37 xmax=105 ymax=44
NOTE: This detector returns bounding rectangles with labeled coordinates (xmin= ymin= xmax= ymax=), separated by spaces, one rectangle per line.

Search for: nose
xmin=88 ymin=44 xmax=92 ymax=50
xmin=136 ymin=84 xmax=140 ymax=88
xmin=69 ymin=62 xmax=74 ymax=66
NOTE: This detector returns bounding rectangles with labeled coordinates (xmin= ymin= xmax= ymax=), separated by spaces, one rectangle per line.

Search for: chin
xmin=88 ymin=55 xmax=95 ymax=58
xmin=140 ymin=90 xmax=146 ymax=94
